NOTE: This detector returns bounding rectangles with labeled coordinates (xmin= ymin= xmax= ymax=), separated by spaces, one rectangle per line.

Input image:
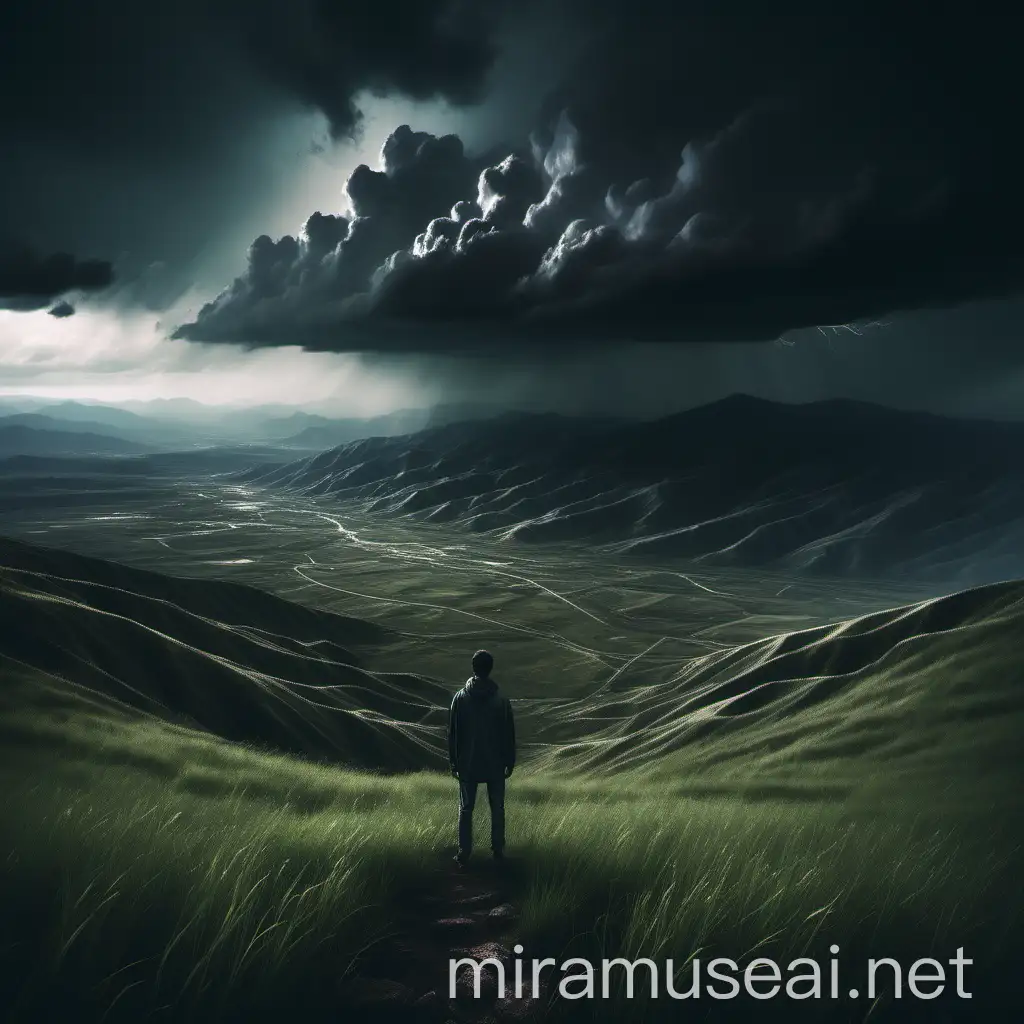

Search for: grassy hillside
xmin=0 ymin=537 xmax=446 ymax=770
xmin=537 ymin=579 xmax=1024 ymax=799
xmin=1 ymin=537 xmax=1021 ymax=1022
xmin=4 ymin=754 xmax=1016 ymax=1024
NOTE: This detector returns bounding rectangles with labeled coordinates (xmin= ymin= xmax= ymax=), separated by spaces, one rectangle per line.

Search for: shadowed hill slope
xmin=0 ymin=538 xmax=449 ymax=770
xmin=241 ymin=396 xmax=1024 ymax=586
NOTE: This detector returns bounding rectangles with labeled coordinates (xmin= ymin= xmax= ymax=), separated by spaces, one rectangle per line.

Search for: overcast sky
xmin=2 ymin=2 xmax=1022 ymax=419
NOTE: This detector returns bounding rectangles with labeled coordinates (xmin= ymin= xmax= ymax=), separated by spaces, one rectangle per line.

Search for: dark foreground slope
xmin=243 ymin=396 xmax=1024 ymax=586
xmin=0 ymin=537 xmax=449 ymax=770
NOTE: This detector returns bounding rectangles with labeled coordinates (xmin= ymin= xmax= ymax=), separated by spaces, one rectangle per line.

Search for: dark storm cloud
xmin=176 ymin=5 xmax=1024 ymax=353
xmin=173 ymin=125 xmax=500 ymax=344
xmin=0 ymin=242 xmax=113 ymax=313
xmin=0 ymin=0 xmax=513 ymax=314
xmin=231 ymin=0 xmax=502 ymax=140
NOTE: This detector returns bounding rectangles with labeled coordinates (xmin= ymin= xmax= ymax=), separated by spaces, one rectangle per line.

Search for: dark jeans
xmin=458 ymin=777 xmax=505 ymax=855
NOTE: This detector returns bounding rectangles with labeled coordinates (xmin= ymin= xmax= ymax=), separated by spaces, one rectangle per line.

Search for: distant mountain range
xmin=0 ymin=423 xmax=152 ymax=457
xmin=0 ymin=397 xmax=501 ymax=449
xmin=0 ymin=398 xmax=151 ymax=426
xmin=241 ymin=395 xmax=1024 ymax=586
xmin=0 ymin=405 xmax=203 ymax=448
xmin=276 ymin=404 xmax=503 ymax=448
xmin=0 ymin=411 xmax=174 ymax=443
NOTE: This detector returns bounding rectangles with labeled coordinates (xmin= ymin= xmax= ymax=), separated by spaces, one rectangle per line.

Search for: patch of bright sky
xmin=0 ymin=94 xmax=470 ymax=412
xmin=0 ymin=306 xmax=440 ymax=413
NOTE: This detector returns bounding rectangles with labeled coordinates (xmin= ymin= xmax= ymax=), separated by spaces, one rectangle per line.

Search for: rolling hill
xmin=538 ymin=576 xmax=1024 ymax=798
xmin=242 ymin=396 xmax=1024 ymax=586
xmin=2 ymin=535 xmax=1021 ymax=802
xmin=0 ymin=537 xmax=448 ymax=771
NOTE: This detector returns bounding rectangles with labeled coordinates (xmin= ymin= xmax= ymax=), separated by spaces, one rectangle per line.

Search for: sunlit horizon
xmin=0 ymin=306 xmax=437 ymax=415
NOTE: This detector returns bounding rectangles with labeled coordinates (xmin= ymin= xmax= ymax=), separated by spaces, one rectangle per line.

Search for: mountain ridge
xmin=240 ymin=396 xmax=1024 ymax=586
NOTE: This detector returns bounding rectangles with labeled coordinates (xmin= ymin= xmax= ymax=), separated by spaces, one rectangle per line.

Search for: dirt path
xmin=340 ymin=853 xmax=551 ymax=1023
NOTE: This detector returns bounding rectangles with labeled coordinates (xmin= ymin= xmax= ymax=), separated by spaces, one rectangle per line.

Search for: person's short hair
xmin=471 ymin=649 xmax=494 ymax=676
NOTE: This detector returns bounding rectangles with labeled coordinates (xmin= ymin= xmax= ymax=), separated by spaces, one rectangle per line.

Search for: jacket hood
xmin=465 ymin=674 xmax=498 ymax=697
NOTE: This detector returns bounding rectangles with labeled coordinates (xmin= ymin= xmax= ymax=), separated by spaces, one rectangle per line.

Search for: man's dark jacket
xmin=448 ymin=675 xmax=516 ymax=781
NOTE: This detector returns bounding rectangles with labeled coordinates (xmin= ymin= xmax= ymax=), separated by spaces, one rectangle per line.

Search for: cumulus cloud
xmin=174 ymin=5 xmax=1024 ymax=354
xmin=0 ymin=0 xmax=521 ymax=320
xmin=13 ymin=1 xmax=1024 ymax=356
xmin=176 ymin=102 xmax=997 ymax=351
xmin=174 ymin=125 xmax=495 ymax=346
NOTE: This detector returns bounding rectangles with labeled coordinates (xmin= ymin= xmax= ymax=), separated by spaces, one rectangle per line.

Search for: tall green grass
xmin=2 ymin=775 xmax=428 ymax=1021
xmin=1 ymin=720 xmax=1018 ymax=1023
xmin=512 ymin=795 xmax=1018 ymax=1022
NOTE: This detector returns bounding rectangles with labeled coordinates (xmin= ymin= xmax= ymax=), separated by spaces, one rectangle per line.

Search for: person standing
xmin=447 ymin=649 xmax=516 ymax=865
